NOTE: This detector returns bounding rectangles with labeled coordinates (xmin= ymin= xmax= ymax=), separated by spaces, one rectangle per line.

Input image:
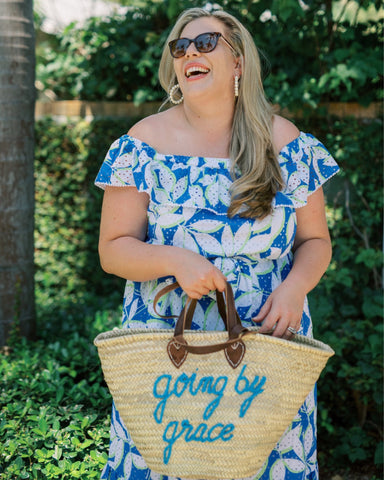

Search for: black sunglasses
xmin=168 ymin=32 xmax=235 ymax=58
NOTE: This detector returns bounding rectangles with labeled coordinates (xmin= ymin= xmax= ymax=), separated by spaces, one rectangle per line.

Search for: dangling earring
xmin=169 ymin=84 xmax=183 ymax=105
xmin=234 ymin=75 xmax=239 ymax=97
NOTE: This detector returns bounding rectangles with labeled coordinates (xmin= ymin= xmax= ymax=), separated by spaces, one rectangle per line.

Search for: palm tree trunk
xmin=0 ymin=0 xmax=36 ymax=345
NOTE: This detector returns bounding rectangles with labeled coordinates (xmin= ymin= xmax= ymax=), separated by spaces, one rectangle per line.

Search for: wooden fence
xmin=35 ymin=100 xmax=382 ymax=121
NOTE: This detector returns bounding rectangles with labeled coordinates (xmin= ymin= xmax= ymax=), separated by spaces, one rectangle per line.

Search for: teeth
xmin=186 ymin=66 xmax=209 ymax=78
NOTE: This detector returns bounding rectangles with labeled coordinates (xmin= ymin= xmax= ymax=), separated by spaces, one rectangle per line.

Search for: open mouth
xmin=185 ymin=66 xmax=210 ymax=78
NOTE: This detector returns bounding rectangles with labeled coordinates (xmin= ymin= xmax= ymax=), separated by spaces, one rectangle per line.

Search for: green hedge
xmin=303 ymin=116 xmax=383 ymax=470
xmin=0 ymin=311 xmax=119 ymax=479
xmin=33 ymin=118 xmax=129 ymax=316
xmin=36 ymin=0 xmax=383 ymax=109
xmin=1 ymin=115 xmax=381 ymax=478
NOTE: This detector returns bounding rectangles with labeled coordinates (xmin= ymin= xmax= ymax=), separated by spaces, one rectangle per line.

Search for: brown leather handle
xmin=153 ymin=282 xmax=228 ymax=330
xmin=174 ymin=284 xmax=243 ymax=336
xmin=153 ymin=281 xmax=249 ymax=369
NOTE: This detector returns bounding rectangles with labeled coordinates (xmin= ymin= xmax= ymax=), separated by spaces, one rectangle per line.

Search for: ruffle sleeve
xmin=277 ymin=132 xmax=339 ymax=208
xmin=95 ymin=135 xmax=233 ymax=215
xmin=95 ymin=135 xmax=149 ymax=190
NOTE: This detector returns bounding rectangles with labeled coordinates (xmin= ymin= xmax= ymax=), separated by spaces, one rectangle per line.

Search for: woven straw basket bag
xmin=94 ymin=282 xmax=334 ymax=479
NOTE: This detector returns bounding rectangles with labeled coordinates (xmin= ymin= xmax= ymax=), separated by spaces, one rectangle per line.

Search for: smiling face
xmin=173 ymin=16 xmax=240 ymax=104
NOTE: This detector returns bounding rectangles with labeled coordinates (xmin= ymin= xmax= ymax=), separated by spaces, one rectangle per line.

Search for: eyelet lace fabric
xmin=95 ymin=132 xmax=339 ymax=480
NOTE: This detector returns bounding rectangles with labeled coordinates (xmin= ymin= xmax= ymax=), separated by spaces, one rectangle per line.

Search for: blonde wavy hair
xmin=158 ymin=8 xmax=284 ymax=219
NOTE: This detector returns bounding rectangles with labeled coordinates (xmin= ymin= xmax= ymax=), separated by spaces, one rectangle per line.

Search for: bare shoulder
xmin=128 ymin=108 xmax=178 ymax=147
xmin=272 ymin=115 xmax=300 ymax=154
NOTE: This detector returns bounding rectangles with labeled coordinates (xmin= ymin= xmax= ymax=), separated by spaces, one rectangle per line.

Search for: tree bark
xmin=0 ymin=0 xmax=36 ymax=345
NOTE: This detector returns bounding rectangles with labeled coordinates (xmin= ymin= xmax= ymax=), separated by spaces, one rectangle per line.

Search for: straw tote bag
xmin=94 ymin=282 xmax=334 ymax=479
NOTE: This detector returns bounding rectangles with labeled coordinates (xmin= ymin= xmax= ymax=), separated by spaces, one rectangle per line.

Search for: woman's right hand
xmin=170 ymin=248 xmax=227 ymax=299
xmin=99 ymin=186 xmax=226 ymax=296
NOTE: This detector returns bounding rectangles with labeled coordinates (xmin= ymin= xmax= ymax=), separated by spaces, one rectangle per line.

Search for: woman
xmin=95 ymin=7 xmax=339 ymax=480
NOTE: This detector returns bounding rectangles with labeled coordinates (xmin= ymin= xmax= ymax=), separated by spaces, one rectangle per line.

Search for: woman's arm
xmin=288 ymin=186 xmax=332 ymax=293
xmin=254 ymin=187 xmax=332 ymax=338
xmin=98 ymin=186 xmax=227 ymax=298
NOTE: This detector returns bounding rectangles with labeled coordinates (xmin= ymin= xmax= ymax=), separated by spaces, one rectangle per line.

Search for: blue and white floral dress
xmin=95 ymin=132 xmax=339 ymax=480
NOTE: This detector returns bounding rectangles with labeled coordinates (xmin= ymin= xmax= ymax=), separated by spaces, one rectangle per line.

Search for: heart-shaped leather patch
xmin=224 ymin=341 xmax=245 ymax=369
xmin=167 ymin=339 xmax=188 ymax=368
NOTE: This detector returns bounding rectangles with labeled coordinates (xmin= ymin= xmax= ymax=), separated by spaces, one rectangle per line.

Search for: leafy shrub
xmin=0 ymin=309 xmax=121 ymax=479
xmin=246 ymin=2 xmax=383 ymax=109
xmin=302 ymin=116 xmax=383 ymax=474
xmin=36 ymin=7 xmax=169 ymax=103
xmin=34 ymin=117 xmax=129 ymax=317
xmin=36 ymin=0 xmax=383 ymax=108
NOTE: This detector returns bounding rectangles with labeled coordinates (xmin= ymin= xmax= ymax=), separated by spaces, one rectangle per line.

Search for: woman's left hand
xmin=253 ymin=187 xmax=333 ymax=339
xmin=252 ymin=280 xmax=305 ymax=339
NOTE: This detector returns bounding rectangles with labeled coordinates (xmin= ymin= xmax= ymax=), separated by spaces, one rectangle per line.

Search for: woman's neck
xmin=180 ymin=98 xmax=235 ymax=145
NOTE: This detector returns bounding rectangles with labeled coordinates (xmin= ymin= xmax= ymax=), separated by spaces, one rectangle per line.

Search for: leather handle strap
xmin=167 ymin=332 xmax=248 ymax=370
xmin=153 ymin=281 xmax=228 ymax=330
xmin=153 ymin=281 xmax=249 ymax=369
xmin=173 ymin=332 xmax=250 ymax=354
xmin=174 ymin=287 xmax=242 ymax=336
xmin=153 ymin=282 xmax=181 ymax=318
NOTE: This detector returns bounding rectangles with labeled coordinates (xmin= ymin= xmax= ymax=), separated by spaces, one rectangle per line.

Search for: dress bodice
xmin=96 ymin=132 xmax=339 ymax=264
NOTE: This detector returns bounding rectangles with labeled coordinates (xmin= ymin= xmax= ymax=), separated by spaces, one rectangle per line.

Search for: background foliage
xmin=1 ymin=114 xmax=381 ymax=478
xmin=36 ymin=0 xmax=383 ymax=109
xmin=303 ymin=116 xmax=383 ymax=471
xmin=1 ymin=0 xmax=382 ymax=478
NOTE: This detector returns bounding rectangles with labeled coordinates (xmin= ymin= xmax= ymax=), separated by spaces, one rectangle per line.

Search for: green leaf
xmin=53 ymin=445 xmax=63 ymax=461
xmin=38 ymin=417 xmax=49 ymax=435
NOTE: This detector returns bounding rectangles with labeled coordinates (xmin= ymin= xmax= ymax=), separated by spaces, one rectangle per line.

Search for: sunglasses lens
xmin=169 ymin=38 xmax=190 ymax=58
xmin=169 ymin=33 xmax=221 ymax=58
xmin=195 ymin=33 xmax=218 ymax=53
xmin=169 ymin=38 xmax=189 ymax=58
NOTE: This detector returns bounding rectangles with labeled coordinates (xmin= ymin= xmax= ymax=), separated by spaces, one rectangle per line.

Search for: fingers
xmin=256 ymin=317 xmax=300 ymax=338
xmin=273 ymin=319 xmax=298 ymax=339
xmin=252 ymin=298 xmax=272 ymax=332
xmin=254 ymin=301 xmax=271 ymax=321
xmin=187 ymin=285 xmax=211 ymax=299
xmin=180 ymin=268 xmax=227 ymax=299
xmin=284 ymin=326 xmax=299 ymax=340
xmin=252 ymin=284 xmax=304 ymax=339
xmin=214 ymin=272 xmax=228 ymax=292
xmin=253 ymin=302 xmax=301 ymax=338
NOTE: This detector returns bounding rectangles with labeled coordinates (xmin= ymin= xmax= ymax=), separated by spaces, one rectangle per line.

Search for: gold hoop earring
xmin=234 ymin=75 xmax=239 ymax=97
xmin=169 ymin=84 xmax=183 ymax=105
